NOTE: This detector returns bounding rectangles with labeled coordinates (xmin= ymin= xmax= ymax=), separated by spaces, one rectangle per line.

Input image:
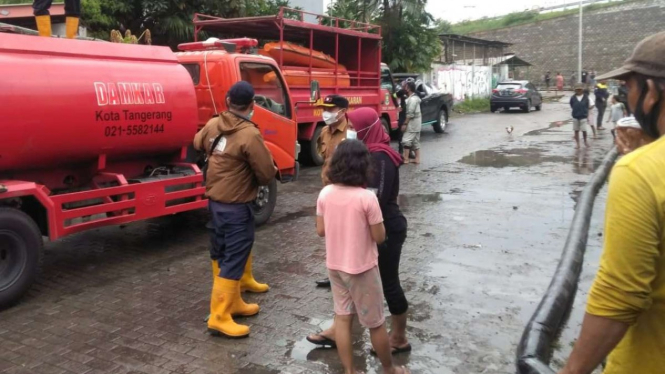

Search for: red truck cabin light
xmin=177 ymin=38 xmax=258 ymax=53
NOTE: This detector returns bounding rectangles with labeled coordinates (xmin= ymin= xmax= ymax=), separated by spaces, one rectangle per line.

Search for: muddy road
xmin=0 ymin=94 xmax=614 ymax=374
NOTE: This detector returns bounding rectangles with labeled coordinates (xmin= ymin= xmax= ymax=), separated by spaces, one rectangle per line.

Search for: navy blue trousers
xmin=208 ymin=201 xmax=254 ymax=280
xmin=33 ymin=0 xmax=81 ymax=17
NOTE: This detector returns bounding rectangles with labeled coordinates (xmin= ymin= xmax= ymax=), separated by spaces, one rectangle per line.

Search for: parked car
xmin=491 ymin=80 xmax=542 ymax=113
xmin=414 ymin=81 xmax=453 ymax=133
xmin=380 ymin=71 xmax=453 ymax=133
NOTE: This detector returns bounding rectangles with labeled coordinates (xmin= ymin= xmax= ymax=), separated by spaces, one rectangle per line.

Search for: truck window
xmin=381 ymin=68 xmax=394 ymax=92
xmin=180 ymin=63 xmax=201 ymax=85
xmin=239 ymin=62 xmax=291 ymax=119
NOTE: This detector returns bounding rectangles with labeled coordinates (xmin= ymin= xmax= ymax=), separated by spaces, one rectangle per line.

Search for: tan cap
xmin=596 ymin=31 xmax=665 ymax=80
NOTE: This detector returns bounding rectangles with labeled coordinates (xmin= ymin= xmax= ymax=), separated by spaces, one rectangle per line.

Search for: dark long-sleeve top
xmin=368 ymin=152 xmax=407 ymax=233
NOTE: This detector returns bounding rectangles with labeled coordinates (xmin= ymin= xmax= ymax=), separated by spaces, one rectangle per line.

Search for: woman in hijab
xmin=307 ymin=107 xmax=410 ymax=355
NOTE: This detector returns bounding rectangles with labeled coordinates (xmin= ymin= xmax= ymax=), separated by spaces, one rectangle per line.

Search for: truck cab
xmin=175 ymin=39 xmax=300 ymax=224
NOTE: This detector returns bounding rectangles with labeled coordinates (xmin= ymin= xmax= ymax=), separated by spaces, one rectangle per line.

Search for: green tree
xmin=327 ymin=0 xmax=440 ymax=73
xmin=78 ymin=0 xmax=293 ymax=47
xmin=434 ymin=18 xmax=452 ymax=34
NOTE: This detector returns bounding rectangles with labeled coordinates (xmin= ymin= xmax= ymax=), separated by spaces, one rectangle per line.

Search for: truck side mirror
xmin=310 ymin=80 xmax=321 ymax=102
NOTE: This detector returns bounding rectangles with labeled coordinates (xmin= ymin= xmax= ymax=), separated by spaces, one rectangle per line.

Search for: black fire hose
xmin=516 ymin=147 xmax=620 ymax=374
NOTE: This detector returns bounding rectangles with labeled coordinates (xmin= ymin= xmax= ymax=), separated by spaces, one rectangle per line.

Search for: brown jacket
xmin=193 ymin=111 xmax=276 ymax=203
xmin=317 ymin=120 xmax=352 ymax=185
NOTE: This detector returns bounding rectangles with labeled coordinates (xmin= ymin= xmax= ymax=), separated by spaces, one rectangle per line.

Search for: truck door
xmin=237 ymin=61 xmax=297 ymax=175
xmin=417 ymin=82 xmax=435 ymax=123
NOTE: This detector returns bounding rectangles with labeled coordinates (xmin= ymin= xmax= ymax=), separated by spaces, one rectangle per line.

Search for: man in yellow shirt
xmin=559 ymin=32 xmax=665 ymax=374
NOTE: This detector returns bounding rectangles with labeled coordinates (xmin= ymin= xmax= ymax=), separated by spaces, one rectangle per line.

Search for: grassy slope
xmin=451 ymin=0 xmax=640 ymax=35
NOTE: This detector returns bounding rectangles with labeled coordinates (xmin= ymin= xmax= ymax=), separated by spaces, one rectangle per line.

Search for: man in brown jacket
xmin=193 ymin=81 xmax=276 ymax=338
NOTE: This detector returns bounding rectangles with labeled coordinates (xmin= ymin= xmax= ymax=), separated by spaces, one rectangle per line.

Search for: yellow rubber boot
xmin=65 ymin=17 xmax=79 ymax=39
xmin=35 ymin=15 xmax=51 ymax=37
xmin=239 ymin=253 xmax=270 ymax=293
xmin=208 ymin=278 xmax=250 ymax=338
xmin=210 ymin=261 xmax=259 ymax=317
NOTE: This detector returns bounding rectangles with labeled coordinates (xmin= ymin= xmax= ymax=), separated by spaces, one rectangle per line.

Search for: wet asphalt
xmin=0 ymin=92 xmax=615 ymax=374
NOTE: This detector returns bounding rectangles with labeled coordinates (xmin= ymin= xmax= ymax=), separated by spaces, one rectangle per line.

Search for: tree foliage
xmin=78 ymin=0 xmax=292 ymax=47
xmin=326 ymin=0 xmax=440 ymax=73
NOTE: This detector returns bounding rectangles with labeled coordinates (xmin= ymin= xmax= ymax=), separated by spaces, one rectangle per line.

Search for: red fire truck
xmin=193 ymin=8 xmax=400 ymax=165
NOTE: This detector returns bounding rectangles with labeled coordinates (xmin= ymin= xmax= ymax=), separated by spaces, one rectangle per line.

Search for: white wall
xmin=430 ymin=64 xmax=492 ymax=102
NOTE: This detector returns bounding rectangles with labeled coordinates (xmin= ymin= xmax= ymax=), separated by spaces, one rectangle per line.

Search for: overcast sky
xmin=321 ymin=0 xmax=590 ymax=23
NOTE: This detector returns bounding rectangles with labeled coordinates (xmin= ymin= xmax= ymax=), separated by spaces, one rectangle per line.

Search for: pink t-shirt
xmin=317 ymin=184 xmax=384 ymax=274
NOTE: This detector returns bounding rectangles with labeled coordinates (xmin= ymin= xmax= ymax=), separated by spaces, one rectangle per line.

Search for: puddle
xmin=524 ymin=120 xmax=572 ymax=136
xmin=398 ymin=193 xmax=442 ymax=207
xmin=458 ymin=148 xmax=570 ymax=168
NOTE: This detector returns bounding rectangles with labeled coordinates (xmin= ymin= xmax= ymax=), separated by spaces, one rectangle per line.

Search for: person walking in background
xmin=556 ymin=72 xmax=564 ymax=93
xmin=193 ymin=81 xmax=276 ymax=338
xmin=589 ymin=70 xmax=597 ymax=88
xmin=595 ymin=81 xmax=610 ymax=130
xmin=584 ymin=87 xmax=597 ymax=137
xmin=401 ymin=81 xmax=422 ymax=164
xmin=607 ymin=95 xmax=627 ymax=139
xmin=581 ymin=70 xmax=588 ymax=85
xmin=395 ymin=80 xmax=409 ymax=155
xmin=315 ymin=140 xmax=410 ymax=374
xmin=570 ymin=72 xmax=577 ymax=89
xmin=558 ymin=31 xmax=665 ymax=374
xmin=570 ymin=84 xmax=592 ymax=148
xmin=617 ymin=80 xmax=631 ymax=115
xmin=545 ymin=71 xmax=551 ymax=92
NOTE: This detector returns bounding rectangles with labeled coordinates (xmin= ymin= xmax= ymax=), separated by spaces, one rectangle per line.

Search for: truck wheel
xmin=0 ymin=208 xmax=43 ymax=310
xmin=433 ymin=109 xmax=448 ymax=133
xmin=301 ymin=125 xmax=325 ymax=166
xmin=252 ymin=178 xmax=277 ymax=227
xmin=381 ymin=118 xmax=391 ymax=135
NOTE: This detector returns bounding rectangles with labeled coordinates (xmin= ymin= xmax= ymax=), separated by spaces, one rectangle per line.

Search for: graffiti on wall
xmin=434 ymin=65 xmax=492 ymax=102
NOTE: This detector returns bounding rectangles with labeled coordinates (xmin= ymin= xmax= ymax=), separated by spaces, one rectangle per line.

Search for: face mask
xmin=247 ymin=110 xmax=254 ymax=121
xmin=346 ymin=129 xmax=357 ymax=140
xmin=322 ymin=111 xmax=339 ymax=125
xmin=634 ymin=83 xmax=662 ymax=139
xmin=356 ymin=119 xmax=379 ymax=141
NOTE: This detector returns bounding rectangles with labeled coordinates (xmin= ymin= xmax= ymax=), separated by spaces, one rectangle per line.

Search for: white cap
xmin=616 ymin=116 xmax=642 ymax=129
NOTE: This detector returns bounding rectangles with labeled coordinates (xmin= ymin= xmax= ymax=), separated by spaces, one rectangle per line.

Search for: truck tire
xmin=0 ymin=208 xmax=43 ymax=310
xmin=301 ymin=125 xmax=325 ymax=166
xmin=252 ymin=178 xmax=277 ymax=226
xmin=433 ymin=108 xmax=448 ymax=133
xmin=381 ymin=117 xmax=391 ymax=135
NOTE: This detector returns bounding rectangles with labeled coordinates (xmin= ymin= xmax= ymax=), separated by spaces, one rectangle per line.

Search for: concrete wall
xmin=470 ymin=0 xmax=665 ymax=86
xmin=428 ymin=64 xmax=492 ymax=101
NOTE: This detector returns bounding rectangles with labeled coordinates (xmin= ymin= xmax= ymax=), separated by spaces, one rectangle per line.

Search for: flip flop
xmin=306 ymin=333 xmax=337 ymax=348
xmin=370 ymin=343 xmax=412 ymax=356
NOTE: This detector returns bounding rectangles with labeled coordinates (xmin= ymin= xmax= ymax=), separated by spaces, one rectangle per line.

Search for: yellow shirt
xmin=586 ymin=136 xmax=665 ymax=373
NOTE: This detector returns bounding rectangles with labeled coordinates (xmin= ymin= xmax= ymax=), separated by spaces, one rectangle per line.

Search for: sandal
xmin=370 ymin=343 xmax=412 ymax=356
xmin=306 ymin=333 xmax=337 ymax=348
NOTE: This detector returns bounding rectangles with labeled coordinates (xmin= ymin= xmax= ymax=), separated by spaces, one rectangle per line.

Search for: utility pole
xmin=578 ymin=0 xmax=583 ymax=83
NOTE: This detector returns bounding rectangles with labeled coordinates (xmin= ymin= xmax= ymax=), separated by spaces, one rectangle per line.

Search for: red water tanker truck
xmin=0 ymin=32 xmax=304 ymax=308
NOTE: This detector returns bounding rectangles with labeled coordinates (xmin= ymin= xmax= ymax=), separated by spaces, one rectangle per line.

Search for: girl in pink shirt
xmin=316 ymin=140 xmax=409 ymax=374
